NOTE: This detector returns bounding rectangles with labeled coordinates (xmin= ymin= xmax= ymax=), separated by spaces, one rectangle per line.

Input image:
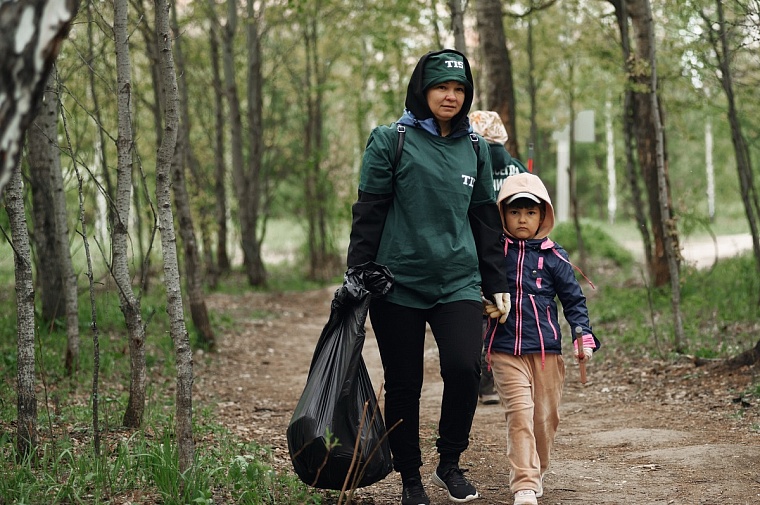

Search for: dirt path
xmin=196 ymin=285 xmax=760 ymax=504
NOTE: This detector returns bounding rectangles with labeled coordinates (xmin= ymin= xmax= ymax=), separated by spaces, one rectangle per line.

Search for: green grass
xmin=2 ymin=217 xmax=759 ymax=503
xmin=0 ymin=285 xmax=325 ymax=504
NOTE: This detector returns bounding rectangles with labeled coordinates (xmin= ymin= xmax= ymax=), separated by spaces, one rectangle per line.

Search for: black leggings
xmin=369 ymin=297 xmax=483 ymax=478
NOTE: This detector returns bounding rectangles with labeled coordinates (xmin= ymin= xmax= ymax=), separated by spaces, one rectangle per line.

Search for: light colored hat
xmin=497 ymin=172 xmax=555 ymax=239
xmin=469 ymin=110 xmax=509 ymax=145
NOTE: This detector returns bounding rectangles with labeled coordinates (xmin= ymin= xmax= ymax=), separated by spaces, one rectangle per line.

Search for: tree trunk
xmin=475 ymin=0 xmax=520 ymax=158
xmin=156 ymin=0 xmax=195 ymax=477
xmin=303 ymin=15 xmax=332 ymax=281
xmin=44 ymin=70 xmax=81 ymax=375
xmin=527 ymin=14 xmax=539 ymax=173
xmin=206 ymin=0 xmax=230 ymax=277
xmin=27 ymin=89 xmax=64 ymax=323
xmin=86 ymin=1 xmax=116 ymax=229
xmin=447 ymin=0 xmax=467 ymax=54
xmin=0 ymin=0 xmax=80 ymax=195
xmin=114 ymin=0 xmax=148 ymax=429
xmin=614 ymin=0 xmax=654 ymax=276
xmin=222 ymin=0 xmax=262 ymax=285
xmin=5 ymin=168 xmax=38 ymax=460
xmin=69 ymin=131 xmax=103 ymax=455
xmin=637 ymin=0 xmax=684 ymax=349
xmin=171 ymin=2 xmax=216 ymax=349
xmin=244 ymin=0 xmax=267 ymax=285
xmin=712 ymin=0 xmax=760 ymax=298
xmin=625 ymin=0 xmax=679 ymax=288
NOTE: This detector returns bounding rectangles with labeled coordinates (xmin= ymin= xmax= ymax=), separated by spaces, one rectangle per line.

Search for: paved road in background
xmin=623 ymin=232 xmax=752 ymax=269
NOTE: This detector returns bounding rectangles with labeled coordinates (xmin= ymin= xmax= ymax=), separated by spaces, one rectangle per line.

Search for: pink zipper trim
xmin=514 ymin=241 xmax=526 ymax=355
xmin=550 ymin=248 xmax=596 ymax=289
xmin=529 ymin=294 xmax=546 ymax=368
xmin=547 ymin=307 xmax=558 ymax=340
xmin=484 ymin=318 xmax=498 ymax=371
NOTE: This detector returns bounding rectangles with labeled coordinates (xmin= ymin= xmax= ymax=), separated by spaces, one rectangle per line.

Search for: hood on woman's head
xmin=404 ymin=49 xmax=474 ymax=131
xmin=497 ymin=172 xmax=555 ymax=239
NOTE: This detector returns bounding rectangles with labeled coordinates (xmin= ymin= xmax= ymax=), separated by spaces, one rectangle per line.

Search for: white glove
xmin=483 ymin=293 xmax=510 ymax=324
xmin=575 ymin=347 xmax=593 ymax=364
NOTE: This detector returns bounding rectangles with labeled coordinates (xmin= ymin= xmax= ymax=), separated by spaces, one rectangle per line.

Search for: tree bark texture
xmin=244 ymin=0 xmax=267 ymax=284
xmin=207 ymin=0 xmax=230 ymax=276
xmin=43 ymin=70 xmax=81 ymax=374
xmin=114 ymin=0 xmax=147 ymax=429
xmin=0 ymin=0 xmax=80 ymax=195
xmin=171 ymin=3 xmax=215 ymax=349
xmin=625 ymin=0 xmax=678 ymax=287
xmin=447 ymin=0 xmax=467 ymax=55
xmin=712 ymin=0 xmax=760 ymax=290
xmin=637 ymin=0 xmax=684 ymax=349
xmin=26 ymin=77 xmax=64 ymax=322
xmin=86 ymin=1 xmax=116 ymax=230
xmin=5 ymin=168 xmax=38 ymax=460
xmin=303 ymin=15 xmax=333 ymax=281
xmin=156 ymin=0 xmax=195 ymax=476
xmin=222 ymin=0 xmax=263 ymax=285
xmin=475 ymin=0 xmax=520 ymax=159
xmin=614 ymin=0 xmax=654 ymax=277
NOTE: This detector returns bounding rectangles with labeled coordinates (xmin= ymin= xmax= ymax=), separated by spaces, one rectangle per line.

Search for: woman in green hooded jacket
xmin=346 ymin=49 xmax=508 ymax=505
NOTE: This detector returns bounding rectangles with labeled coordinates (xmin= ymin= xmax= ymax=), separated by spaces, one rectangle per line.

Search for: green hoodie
xmin=355 ymin=49 xmax=505 ymax=308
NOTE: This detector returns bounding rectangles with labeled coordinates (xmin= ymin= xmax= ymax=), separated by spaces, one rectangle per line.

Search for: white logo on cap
xmin=445 ymin=60 xmax=464 ymax=69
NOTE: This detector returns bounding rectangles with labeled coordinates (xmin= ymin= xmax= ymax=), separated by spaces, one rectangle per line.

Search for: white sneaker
xmin=536 ymin=474 xmax=544 ymax=498
xmin=514 ymin=489 xmax=537 ymax=505
xmin=478 ymin=392 xmax=500 ymax=405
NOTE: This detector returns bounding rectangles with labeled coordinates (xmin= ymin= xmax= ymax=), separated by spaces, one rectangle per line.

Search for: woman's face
xmin=425 ymin=81 xmax=465 ymax=129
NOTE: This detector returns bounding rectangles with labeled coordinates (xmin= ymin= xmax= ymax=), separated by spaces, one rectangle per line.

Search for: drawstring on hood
xmin=404 ymin=49 xmax=474 ymax=137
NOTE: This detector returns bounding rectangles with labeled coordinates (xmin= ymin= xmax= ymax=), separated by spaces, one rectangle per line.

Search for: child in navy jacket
xmin=482 ymin=172 xmax=601 ymax=505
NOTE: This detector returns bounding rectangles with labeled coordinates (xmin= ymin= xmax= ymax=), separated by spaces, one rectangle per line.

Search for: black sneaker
xmin=431 ymin=467 xmax=479 ymax=503
xmin=401 ymin=477 xmax=430 ymax=505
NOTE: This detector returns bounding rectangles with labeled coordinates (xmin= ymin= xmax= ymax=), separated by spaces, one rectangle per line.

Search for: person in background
xmin=483 ymin=172 xmax=601 ymax=505
xmin=469 ymin=110 xmax=528 ymax=406
xmin=346 ymin=49 xmax=509 ymax=505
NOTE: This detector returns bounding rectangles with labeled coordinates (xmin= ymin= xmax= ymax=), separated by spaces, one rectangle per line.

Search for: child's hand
xmin=482 ymin=293 xmax=510 ymax=323
xmin=575 ymin=347 xmax=593 ymax=363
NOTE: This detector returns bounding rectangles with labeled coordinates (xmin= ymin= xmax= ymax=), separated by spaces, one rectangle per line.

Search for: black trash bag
xmin=287 ymin=262 xmax=394 ymax=490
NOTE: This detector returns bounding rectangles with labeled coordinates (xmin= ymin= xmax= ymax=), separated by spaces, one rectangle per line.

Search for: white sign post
xmin=551 ymin=110 xmax=595 ymax=223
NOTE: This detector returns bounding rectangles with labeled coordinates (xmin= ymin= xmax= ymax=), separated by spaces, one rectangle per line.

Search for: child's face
xmin=505 ymin=205 xmax=543 ymax=239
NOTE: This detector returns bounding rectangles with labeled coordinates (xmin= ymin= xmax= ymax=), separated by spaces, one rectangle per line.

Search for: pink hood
xmin=496 ymin=172 xmax=555 ymax=240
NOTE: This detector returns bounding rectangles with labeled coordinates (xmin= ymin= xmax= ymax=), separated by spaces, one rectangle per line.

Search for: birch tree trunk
xmin=5 ymin=168 xmax=37 ymax=460
xmin=0 ymin=0 xmax=80 ymax=195
xmin=86 ymin=0 xmax=116 ymax=229
xmin=114 ymin=0 xmax=148 ymax=429
xmin=155 ymin=0 xmax=195 ymax=476
xmin=27 ymin=86 xmax=64 ymax=322
xmin=25 ymin=70 xmax=79 ymax=362
xmin=46 ymin=71 xmax=80 ymax=375
xmin=475 ymin=0 xmax=520 ymax=158
xmin=170 ymin=3 xmax=215 ymax=349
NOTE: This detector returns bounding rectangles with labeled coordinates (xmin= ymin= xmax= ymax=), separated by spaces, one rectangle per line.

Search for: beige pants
xmin=490 ymin=352 xmax=565 ymax=493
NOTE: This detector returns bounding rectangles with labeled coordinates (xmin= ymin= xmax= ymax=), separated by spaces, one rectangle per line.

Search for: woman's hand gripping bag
xmin=287 ymin=262 xmax=394 ymax=490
